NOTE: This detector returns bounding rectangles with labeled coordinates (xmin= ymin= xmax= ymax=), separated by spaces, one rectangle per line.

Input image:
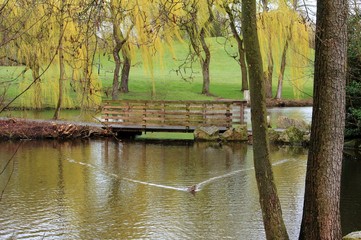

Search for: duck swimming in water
xmin=187 ymin=185 xmax=197 ymax=194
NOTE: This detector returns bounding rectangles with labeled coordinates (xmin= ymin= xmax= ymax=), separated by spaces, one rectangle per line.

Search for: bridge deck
xmin=101 ymin=100 xmax=247 ymax=133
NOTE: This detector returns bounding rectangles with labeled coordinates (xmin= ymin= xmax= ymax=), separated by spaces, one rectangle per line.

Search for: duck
xmin=187 ymin=184 xmax=197 ymax=194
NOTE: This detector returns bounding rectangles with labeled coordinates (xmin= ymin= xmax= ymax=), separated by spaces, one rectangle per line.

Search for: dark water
xmin=0 ymin=140 xmax=359 ymax=239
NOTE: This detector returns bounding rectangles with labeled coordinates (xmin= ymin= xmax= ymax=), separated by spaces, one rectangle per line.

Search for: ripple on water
xmin=0 ymin=188 xmax=79 ymax=239
xmin=3 ymin=140 xmax=350 ymax=239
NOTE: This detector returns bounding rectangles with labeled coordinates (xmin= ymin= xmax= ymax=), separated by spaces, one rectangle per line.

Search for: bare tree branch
xmin=0 ymin=141 xmax=23 ymax=202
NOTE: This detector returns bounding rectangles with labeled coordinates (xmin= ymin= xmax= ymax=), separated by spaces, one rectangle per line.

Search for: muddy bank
xmin=265 ymin=98 xmax=313 ymax=107
xmin=0 ymin=118 xmax=113 ymax=140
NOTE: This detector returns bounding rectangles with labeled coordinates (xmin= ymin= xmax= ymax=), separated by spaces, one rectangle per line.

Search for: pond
xmin=0 ymin=140 xmax=360 ymax=239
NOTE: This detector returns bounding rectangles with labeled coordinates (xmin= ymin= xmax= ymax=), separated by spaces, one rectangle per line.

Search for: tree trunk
xmin=53 ymin=45 xmax=64 ymax=119
xmin=265 ymin=40 xmax=274 ymax=98
xmin=299 ymin=0 xmax=347 ymax=239
xmin=31 ymin=61 xmax=42 ymax=109
xmin=53 ymin=0 xmax=65 ymax=120
xmin=239 ymin=49 xmax=248 ymax=92
xmin=224 ymin=5 xmax=249 ymax=91
xmin=275 ymin=17 xmax=294 ymax=100
xmin=185 ymin=0 xmax=213 ymax=95
xmin=110 ymin=0 xmax=126 ymax=100
xmin=200 ymin=28 xmax=211 ymax=95
xmin=201 ymin=58 xmax=210 ymax=95
xmin=262 ymin=0 xmax=273 ymax=99
xmin=112 ymin=45 xmax=121 ymax=100
xmin=242 ymin=0 xmax=289 ymax=239
xmin=275 ymin=40 xmax=289 ymax=99
xmin=120 ymin=46 xmax=131 ymax=93
xmin=53 ymin=46 xmax=65 ymax=120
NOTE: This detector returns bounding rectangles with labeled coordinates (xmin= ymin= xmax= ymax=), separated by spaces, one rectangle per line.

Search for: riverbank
xmin=265 ymin=98 xmax=313 ymax=107
xmin=0 ymin=118 xmax=113 ymax=140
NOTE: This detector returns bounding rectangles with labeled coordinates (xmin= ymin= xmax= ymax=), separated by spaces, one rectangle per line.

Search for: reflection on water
xmin=0 ymin=140 xmax=359 ymax=239
xmin=244 ymin=107 xmax=312 ymax=127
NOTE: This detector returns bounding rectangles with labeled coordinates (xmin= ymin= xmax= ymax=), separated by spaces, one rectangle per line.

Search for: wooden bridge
xmin=101 ymin=99 xmax=247 ymax=134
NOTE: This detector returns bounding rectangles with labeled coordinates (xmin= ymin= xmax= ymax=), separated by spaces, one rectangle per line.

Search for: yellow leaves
xmin=7 ymin=0 xmax=102 ymax=109
xmin=257 ymin=7 xmax=312 ymax=98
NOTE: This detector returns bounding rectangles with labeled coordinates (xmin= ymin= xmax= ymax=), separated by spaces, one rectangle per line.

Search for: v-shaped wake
xmin=65 ymin=157 xmax=292 ymax=194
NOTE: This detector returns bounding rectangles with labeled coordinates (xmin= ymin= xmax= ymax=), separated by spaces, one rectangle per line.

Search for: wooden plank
xmin=101 ymin=99 xmax=247 ymax=131
xmin=103 ymin=99 xmax=246 ymax=106
xmin=102 ymin=111 xmax=231 ymax=118
xmin=102 ymin=118 xmax=229 ymax=125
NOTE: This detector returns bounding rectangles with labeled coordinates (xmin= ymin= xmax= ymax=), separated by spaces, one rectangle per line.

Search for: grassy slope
xmin=98 ymin=37 xmax=313 ymax=102
xmin=1 ymin=37 xmax=314 ymax=107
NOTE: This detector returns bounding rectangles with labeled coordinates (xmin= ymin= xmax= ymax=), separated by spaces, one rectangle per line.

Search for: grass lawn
xmin=0 ymin=37 xmax=314 ymax=108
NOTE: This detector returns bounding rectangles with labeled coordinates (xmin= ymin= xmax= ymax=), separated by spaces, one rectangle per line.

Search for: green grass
xmin=0 ymin=37 xmax=314 ymax=108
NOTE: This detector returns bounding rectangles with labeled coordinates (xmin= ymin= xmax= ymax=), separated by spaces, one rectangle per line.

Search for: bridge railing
xmin=101 ymin=100 xmax=246 ymax=131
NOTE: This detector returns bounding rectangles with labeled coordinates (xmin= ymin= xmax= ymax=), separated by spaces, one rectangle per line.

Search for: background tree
xmin=257 ymin=1 xmax=312 ymax=100
xmin=53 ymin=0 xmax=66 ymax=119
xmin=345 ymin=3 xmax=361 ymax=139
xmin=0 ymin=0 xmax=52 ymax=109
xmin=108 ymin=0 xmax=134 ymax=99
xmin=274 ymin=0 xmax=311 ymax=100
xmin=241 ymin=0 xmax=289 ymax=238
xmin=259 ymin=0 xmax=274 ymax=98
xmin=178 ymin=0 xmax=215 ymax=95
xmin=222 ymin=1 xmax=249 ymax=100
xmin=0 ymin=0 xmax=103 ymax=118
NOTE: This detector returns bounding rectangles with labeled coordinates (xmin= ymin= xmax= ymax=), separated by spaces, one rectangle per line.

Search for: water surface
xmin=0 ymin=140 xmax=359 ymax=239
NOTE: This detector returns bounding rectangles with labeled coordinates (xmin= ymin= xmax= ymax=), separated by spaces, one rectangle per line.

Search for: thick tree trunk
xmin=200 ymin=28 xmax=211 ymax=95
xmin=242 ymin=0 xmax=289 ymax=239
xmin=112 ymin=45 xmax=121 ymax=100
xmin=110 ymin=0 xmax=126 ymax=100
xmin=239 ymin=50 xmax=248 ymax=91
xmin=201 ymin=58 xmax=210 ymax=95
xmin=120 ymin=47 xmax=131 ymax=93
xmin=299 ymin=0 xmax=347 ymax=239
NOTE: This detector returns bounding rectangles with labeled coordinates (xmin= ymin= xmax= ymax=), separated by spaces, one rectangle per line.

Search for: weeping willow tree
xmin=175 ymin=0 xmax=217 ymax=95
xmin=107 ymin=0 xmax=135 ymax=99
xmin=2 ymin=0 xmax=102 ymax=115
xmin=220 ymin=1 xmax=249 ymax=101
xmin=67 ymin=0 xmax=104 ymax=110
xmin=257 ymin=1 xmax=312 ymax=99
xmin=258 ymin=0 xmax=274 ymax=98
xmin=53 ymin=0 xmax=103 ymax=119
xmin=133 ymin=0 xmax=186 ymax=97
xmin=101 ymin=0 xmax=183 ymax=98
xmin=0 ymin=0 xmax=53 ymax=109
